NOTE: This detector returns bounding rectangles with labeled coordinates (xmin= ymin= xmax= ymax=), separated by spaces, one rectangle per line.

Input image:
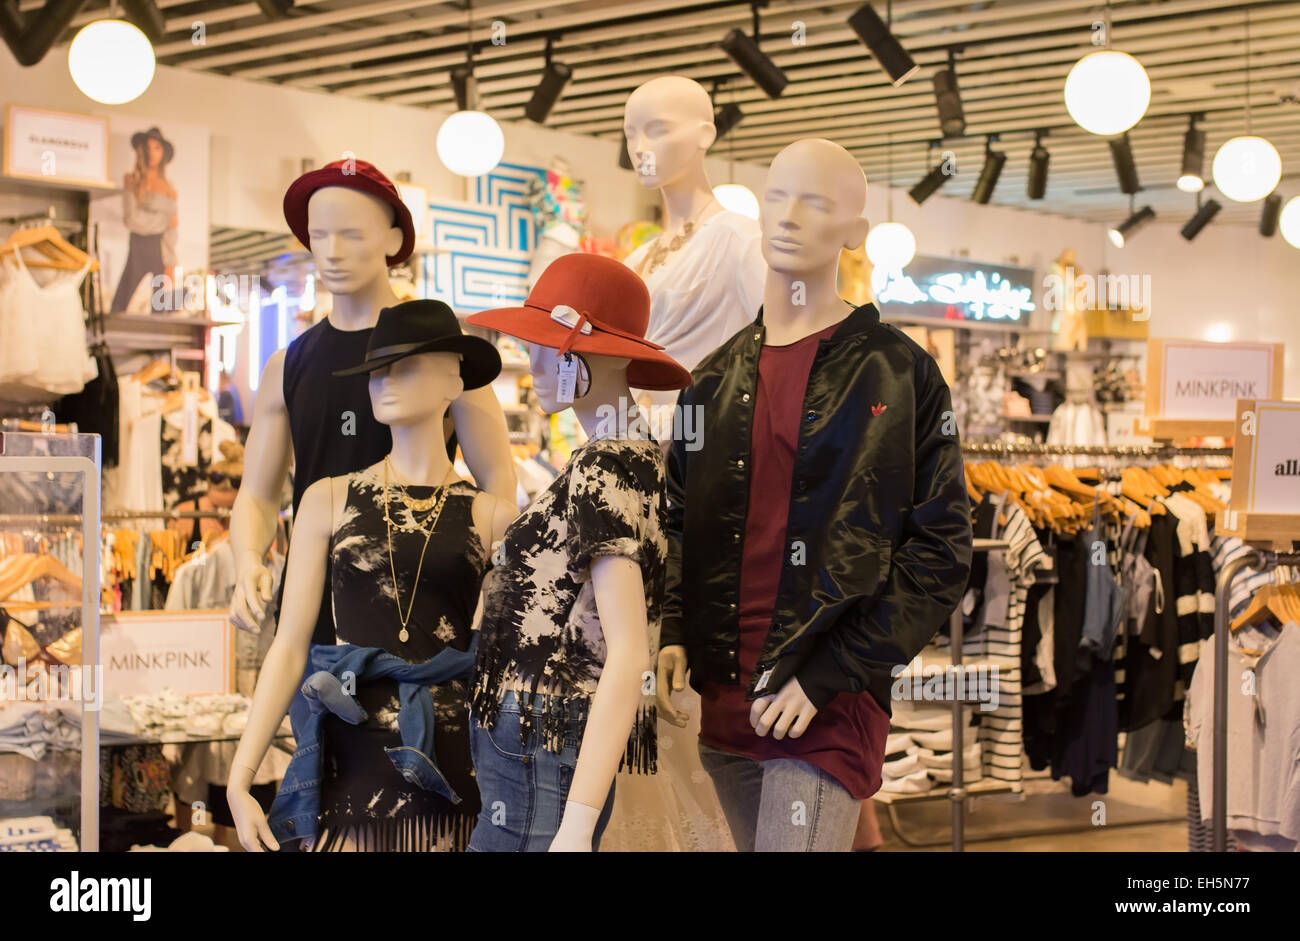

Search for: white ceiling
xmin=28 ymin=0 xmax=1300 ymax=228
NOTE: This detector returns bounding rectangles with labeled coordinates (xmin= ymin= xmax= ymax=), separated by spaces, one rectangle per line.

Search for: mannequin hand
xmin=230 ymin=557 xmax=273 ymax=633
xmin=228 ymin=785 xmax=279 ymax=852
xmin=750 ymin=677 xmax=817 ymax=740
xmin=548 ymin=800 xmax=598 ymax=852
xmin=656 ymin=645 xmax=689 ymax=727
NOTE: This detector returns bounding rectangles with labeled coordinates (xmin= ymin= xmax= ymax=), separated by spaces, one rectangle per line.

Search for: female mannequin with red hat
xmin=464 ymin=253 xmax=690 ymax=851
xmin=229 ymin=158 xmax=516 ymax=646
xmin=228 ymin=300 xmax=520 ymax=852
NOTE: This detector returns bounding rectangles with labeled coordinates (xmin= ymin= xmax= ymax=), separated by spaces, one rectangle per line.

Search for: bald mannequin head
xmin=623 ymin=76 xmax=717 ymax=189
xmin=761 ymin=138 xmax=868 ymax=275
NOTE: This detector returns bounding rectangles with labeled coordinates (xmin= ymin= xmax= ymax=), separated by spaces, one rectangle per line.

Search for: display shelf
xmin=873 ymin=778 xmax=1015 ymax=806
xmin=1134 ymin=416 xmax=1235 ymax=442
xmin=1215 ymin=510 xmax=1300 ymax=551
xmin=1001 ymin=413 xmax=1053 ymax=423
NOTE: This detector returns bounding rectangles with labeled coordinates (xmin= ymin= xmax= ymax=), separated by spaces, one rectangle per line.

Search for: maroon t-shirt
xmin=699 ymin=320 xmax=890 ymax=800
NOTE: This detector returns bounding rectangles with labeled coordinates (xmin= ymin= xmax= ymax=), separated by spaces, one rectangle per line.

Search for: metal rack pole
xmin=950 ymin=603 xmax=965 ymax=852
xmin=1211 ymin=548 xmax=1300 ymax=851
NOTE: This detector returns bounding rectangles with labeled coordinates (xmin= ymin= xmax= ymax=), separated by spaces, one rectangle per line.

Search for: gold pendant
xmin=399 ymin=627 xmax=410 ymax=643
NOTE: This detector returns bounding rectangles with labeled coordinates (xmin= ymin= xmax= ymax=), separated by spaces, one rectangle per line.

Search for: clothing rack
xmin=1211 ymin=547 xmax=1300 ymax=851
xmin=0 ymin=508 xmax=231 ymax=525
xmin=962 ymin=442 xmax=1233 ymax=459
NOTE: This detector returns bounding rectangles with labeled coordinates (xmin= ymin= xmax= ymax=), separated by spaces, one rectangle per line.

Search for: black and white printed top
xmin=470 ymin=433 xmax=666 ymax=774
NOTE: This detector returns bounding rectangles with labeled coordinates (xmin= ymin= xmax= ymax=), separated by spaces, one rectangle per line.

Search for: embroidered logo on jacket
xmin=872 ymin=402 xmax=887 ymax=416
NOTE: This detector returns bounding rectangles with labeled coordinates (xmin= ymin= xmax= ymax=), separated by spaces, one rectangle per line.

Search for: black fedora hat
xmin=130 ymin=127 xmax=175 ymax=164
xmin=333 ymin=299 xmax=501 ymax=389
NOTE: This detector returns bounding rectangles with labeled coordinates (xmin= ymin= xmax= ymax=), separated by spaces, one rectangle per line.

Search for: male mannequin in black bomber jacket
xmin=656 ymin=138 xmax=973 ymax=851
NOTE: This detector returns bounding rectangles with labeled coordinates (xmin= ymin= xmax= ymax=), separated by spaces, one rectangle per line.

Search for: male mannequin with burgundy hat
xmin=464 ymin=252 xmax=689 ymax=852
xmin=658 ymin=138 xmax=973 ymax=851
xmin=229 ymin=158 xmax=515 ymax=641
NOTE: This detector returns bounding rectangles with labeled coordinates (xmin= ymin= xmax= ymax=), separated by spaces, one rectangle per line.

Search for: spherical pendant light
xmin=1211 ymin=136 xmax=1282 ymax=203
xmin=1063 ymin=51 xmax=1150 ymax=136
xmin=865 ymin=221 xmax=916 ymax=271
xmin=435 ymin=111 xmax=505 ymax=177
xmin=68 ymin=19 xmax=156 ymax=105
xmin=1279 ymin=196 xmax=1300 ymax=250
xmin=712 ymin=183 xmax=760 ymax=220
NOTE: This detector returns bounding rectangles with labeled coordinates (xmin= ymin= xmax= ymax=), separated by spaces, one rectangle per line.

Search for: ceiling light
xmin=1108 ymin=206 xmax=1155 ymax=247
xmin=1259 ymin=193 xmax=1282 ymax=237
xmin=1110 ymin=134 xmax=1141 ymax=195
xmin=932 ymin=50 xmax=964 ymax=138
xmin=713 ymin=183 xmax=760 ymax=219
xmin=1027 ymin=131 xmax=1050 ymax=200
xmin=436 ymin=1 xmax=504 ymax=177
xmin=1177 ymin=114 xmax=1206 ymax=193
xmin=524 ymin=38 xmax=571 ymax=123
xmin=971 ymin=138 xmax=1006 ymax=204
xmin=713 ymin=103 xmax=744 ymax=143
xmin=1213 ymin=136 xmax=1282 ymax=202
xmin=1280 ymin=196 xmax=1300 ymax=249
xmin=1180 ymin=198 xmax=1221 ymax=240
xmin=866 ymin=222 xmax=916 ymax=271
xmin=868 ymin=136 xmax=916 ymax=271
xmin=1064 ymin=51 xmax=1150 ymax=136
xmin=909 ymin=161 xmax=949 ymax=206
xmin=720 ymin=4 xmax=788 ymax=98
xmin=68 ymin=19 xmax=156 ymax=104
xmin=1212 ymin=11 xmax=1283 ymax=203
xmin=848 ymin=3 xmax=918 ymax=87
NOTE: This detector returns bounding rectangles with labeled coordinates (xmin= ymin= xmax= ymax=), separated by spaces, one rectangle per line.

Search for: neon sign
xmin=872 ymin=255 xmax=1036 ymax=323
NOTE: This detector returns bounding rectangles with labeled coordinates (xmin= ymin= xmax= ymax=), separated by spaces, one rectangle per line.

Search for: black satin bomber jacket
xmin=661 ymin=300 xmax=973 ymax=715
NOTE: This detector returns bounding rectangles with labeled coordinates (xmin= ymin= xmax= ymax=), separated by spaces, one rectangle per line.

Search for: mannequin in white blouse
xmin=602 ymin=75 xmax=765 ymax=852
xmin=621 ymin=76 xmax=765 ymax=426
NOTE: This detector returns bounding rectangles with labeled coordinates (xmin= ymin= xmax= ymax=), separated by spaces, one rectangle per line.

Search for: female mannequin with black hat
xmin=110 ymin=126 xmax=178 ymax=313
xmin=464 ymin=252 xmax=691 ymax=852
xmin=227 ymin=300 xmax=520 ymax=852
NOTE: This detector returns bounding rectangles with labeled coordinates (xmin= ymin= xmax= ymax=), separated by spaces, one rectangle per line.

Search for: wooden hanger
xmin=129 ymin=357 xmax=176 ymax=386
xmin=0 ymin=224 xmax=98 ymax=272
xmin=0 ymin=553 xmax=83 ymax=601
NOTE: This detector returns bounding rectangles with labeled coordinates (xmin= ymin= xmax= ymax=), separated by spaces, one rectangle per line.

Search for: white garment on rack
xmin=0 ymin=248 xmax=95 ymax=401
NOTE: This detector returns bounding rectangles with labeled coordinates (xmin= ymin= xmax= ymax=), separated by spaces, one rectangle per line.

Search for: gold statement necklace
xmin=638 ymin=198 xmax=718 ymax=277
xmin=383 ymin=457 xmax=452 ymax=643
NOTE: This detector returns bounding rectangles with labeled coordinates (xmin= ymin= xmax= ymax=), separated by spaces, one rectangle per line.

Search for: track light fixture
xmin=713 ymin=102 xmax=744 ymax=142
xmin=1260 ymin=193 xmax=1283 ymax=237
xmin=721 ymin=3 xmax=788 ymax=98
xmin=1181 ymin=196 xmax=1221 ymax=241
xmin=908 ymin=142 xmax=950 ymax=205
xmin=1177 ymin=113 xmax=1206 ymax=193
xmin=525 ymin=36 xmax=572 ymax=123
xmin=451 ymin=63 xmax=478 ymax=111
xmin=1027 ymin=130 xmax=1050 ymax=200
xmin=971 ymin=137 xmax=1006 ymax=205
xmin=932 ymin=49 xmax=965 ymax=138
xmin=1108 ymin=205 xmax=1155 ymax=247
xmin=848 ymin=3 xmax=918 ymax=87
xmin=1109 ymin=133 xmax=1141 ymax=195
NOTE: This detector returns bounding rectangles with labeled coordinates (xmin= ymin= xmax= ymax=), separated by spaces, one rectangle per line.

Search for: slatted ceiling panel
xmin=25 ymin=0 xmax=1300 ymax=225
xmin=208 ymin=226 xmax=301 ymax=271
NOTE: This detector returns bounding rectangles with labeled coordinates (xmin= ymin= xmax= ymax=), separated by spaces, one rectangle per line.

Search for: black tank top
xmin=282 ymin=318 xmax=391 ymax=645
xmin=282 ymin=318 xmax=392 ymax=514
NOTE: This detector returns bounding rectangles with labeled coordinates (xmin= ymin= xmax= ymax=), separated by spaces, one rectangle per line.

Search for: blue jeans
xmin=697 ymin=741 xmax=861 ymax=852
xmin=467 ymin=691 xmax=616 ymax=852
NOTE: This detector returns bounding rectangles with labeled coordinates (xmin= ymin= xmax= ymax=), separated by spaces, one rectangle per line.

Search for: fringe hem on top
xmin=311 ymin=810 xmax=475 ymax=852
xmin=470 ymin=663 xmax=658 ymax=775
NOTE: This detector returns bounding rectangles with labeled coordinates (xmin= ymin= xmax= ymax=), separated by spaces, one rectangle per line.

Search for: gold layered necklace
xmin=637 ymin=198 xmax=718 ymax=277
xmin=382 ymin=458 xmax=452 ymax=643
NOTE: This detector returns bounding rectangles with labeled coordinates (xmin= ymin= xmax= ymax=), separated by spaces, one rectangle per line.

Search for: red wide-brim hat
xmin=466 ymin=253 xmax=691 ymax=391
xmin=283 ymin=158 xmax=415 ymax=266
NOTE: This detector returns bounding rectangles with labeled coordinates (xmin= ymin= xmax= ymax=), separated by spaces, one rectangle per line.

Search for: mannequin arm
xmin=229 ymin=350 xmax=293 ymax=630
xmin=550 ymin=554 xmax=648 ymax=851
xmin=450 ymin=385 xmax=516 ymax=504
xmin=228 ymin=477 xmax=333 ymax=851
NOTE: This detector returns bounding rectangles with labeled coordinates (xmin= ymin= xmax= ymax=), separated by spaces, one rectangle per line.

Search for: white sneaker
xmin=880 ymin=768 xmax=933 ymax=794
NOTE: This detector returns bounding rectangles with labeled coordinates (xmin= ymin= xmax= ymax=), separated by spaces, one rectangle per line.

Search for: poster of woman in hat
xmin=108 ymin=126 xmax=178 ymax=313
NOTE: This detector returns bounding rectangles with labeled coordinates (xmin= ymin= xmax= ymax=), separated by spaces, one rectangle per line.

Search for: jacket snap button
xmin=806 ymin=411 xmax=816 ymax=422
xmin=742 ymin=393 xmax=751 ymax=403
xmin=732 ymin=531 xmax=740 ymax=543
xmin=729 ymin=672 xmax=737 ymax=680
xmin=736 ymin=459 xmax=745 ymax=469
xmin=753 ymin=332 xmax=761 ymax=341
xmin=729 ymin=602 xmax=736 ymax=611
xmin=797 ymin=479 xmax=807 ymax=492
xmin=286 ymin=821 xmax=295 ymax=833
